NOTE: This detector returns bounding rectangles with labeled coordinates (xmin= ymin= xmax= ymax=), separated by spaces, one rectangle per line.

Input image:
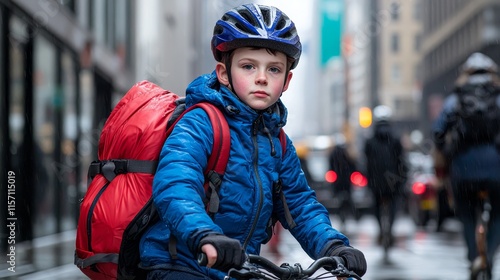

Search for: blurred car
xmin=299 ymin=135 xmax=374 ymax=219
xmin=406 ymin=152 xmax=454 ymax=230
xmin=328 ymin=170 xmax=373 ymax=220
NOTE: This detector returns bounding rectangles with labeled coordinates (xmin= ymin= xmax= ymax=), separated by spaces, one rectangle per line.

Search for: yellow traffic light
xmin=359 ymin=107 xmax=372 ymax=128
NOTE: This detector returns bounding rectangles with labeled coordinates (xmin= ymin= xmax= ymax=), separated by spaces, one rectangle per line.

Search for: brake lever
xmin=225 ymin=264 xmax=265 ymax=280
xmin=329 ymin=263 xmax=359 ymax=278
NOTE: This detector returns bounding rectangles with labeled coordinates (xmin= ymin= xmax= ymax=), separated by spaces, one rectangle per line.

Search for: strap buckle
xmin=101 ymin=160 xmax=128 ymax=182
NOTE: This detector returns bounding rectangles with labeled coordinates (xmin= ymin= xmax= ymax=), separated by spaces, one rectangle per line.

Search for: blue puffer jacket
xmin=139 ymin=72 xmax=349 ymax=279
xmin=432 ymin=94 xmax=500 ymax=182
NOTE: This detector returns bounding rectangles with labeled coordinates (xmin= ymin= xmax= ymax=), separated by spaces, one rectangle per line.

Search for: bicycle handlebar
xmin=198 ymin=253 xmax=362 ymax=279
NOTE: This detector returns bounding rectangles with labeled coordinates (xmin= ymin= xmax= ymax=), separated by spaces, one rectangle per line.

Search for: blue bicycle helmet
xmin=212 ymin=4 xmax=302 ymax=69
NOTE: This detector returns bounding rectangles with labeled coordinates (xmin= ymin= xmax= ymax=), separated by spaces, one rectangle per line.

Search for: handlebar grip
xmin=198 ymin=252 xmax=208 ymax=266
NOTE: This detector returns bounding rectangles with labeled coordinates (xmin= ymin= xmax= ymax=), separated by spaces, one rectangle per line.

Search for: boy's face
xmin=216 ymin=47 xmax=293 ymax=111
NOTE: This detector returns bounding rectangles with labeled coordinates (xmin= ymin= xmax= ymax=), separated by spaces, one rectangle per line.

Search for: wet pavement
xmin=261 ymin=214 xmax=500 ymax=280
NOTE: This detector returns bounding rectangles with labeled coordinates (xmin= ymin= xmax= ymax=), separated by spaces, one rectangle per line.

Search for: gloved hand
xmin=199 ymin=234 xmax=245 ymax=271
xmin=328 ymin=244 xmax=367 ymax=277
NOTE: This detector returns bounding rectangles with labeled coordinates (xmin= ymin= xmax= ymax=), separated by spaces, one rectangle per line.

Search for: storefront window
xmin=61 ymin=51 xmax=79 ymax=230
xmin=9 ymin=17 xmax=27 ymax=153
xmin=33 ymin=35 xmax=57 ymax=237
xmin=9 ymin=15 xmax=35 ymax=244
xmin=78 ymin=70 xmax=95 ymax=201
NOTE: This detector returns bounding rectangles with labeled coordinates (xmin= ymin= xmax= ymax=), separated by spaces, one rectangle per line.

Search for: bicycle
xmin=470 ymin=189 xmax=492 ymax=280
xmin=199 ymin=253 xmax=362 ymax=279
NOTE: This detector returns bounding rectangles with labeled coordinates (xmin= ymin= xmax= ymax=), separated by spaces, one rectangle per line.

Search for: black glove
xmin=328 ymin=244 xmax=367 ymax=277
xmin=199 ymin=234 xmax=245 ymax=271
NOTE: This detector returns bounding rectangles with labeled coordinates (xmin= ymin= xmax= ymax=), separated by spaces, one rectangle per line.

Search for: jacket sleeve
xmin=152 ymin=108 xmax=222 ymax=254
xmin=432 ymin=94 xmax=460 ymax=149
xmin=277 ymin=135 xmax=349 ymax=260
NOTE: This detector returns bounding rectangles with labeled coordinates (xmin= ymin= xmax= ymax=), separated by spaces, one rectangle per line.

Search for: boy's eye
xmin=242 ymin=64 xmax=254 ymax=70
xmin=269 ymin=67 xmax=281 ymax=73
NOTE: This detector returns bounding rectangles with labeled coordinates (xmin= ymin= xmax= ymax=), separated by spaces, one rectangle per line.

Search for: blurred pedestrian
xmin=432 ymin=52 xmax=500 ymax=278
xmin=329 ymin=134 xmax=357 ymax=227
xmin=364 ymin=105 xmax=407 ymax=246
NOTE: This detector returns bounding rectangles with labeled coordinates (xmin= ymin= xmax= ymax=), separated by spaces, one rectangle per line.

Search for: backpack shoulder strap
xmin=166 ymin=102 xmax=230 ymax=176
xmin=279 ymin=128 xmax=287 ymax=158
xmin=167 ymin=102 xmax=230 ymax=216
xmin=191 ymin=102 xmax=231 ymax=175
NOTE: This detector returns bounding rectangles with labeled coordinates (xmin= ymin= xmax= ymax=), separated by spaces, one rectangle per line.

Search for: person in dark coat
xmin=364 ymin=105 xmax=407 ymax=246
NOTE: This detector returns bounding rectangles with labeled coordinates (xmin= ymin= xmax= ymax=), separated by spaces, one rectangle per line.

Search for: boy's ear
xmin=282 ymin=71 xmax=293 ymax=92
xmin=216 ymin=62 xmax=230 ymax=86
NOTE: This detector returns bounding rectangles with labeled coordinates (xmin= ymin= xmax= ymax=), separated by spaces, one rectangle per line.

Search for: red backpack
xmin=74 ymin=81 xmax=287 ymax=279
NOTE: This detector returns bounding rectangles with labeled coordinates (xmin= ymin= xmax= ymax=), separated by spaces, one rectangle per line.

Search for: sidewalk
xmin=0 ymin=230 xmax=84 ymax=280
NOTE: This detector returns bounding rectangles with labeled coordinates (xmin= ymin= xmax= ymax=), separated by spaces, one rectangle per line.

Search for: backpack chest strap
xmin=88 ymin=159 xmax=158 ymax=182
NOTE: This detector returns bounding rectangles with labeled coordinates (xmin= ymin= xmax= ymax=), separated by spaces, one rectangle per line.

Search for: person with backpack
xmin=138 ymin=4 xmax=366 ymax=280
xmin=432 ymin=52 xmax=500 ymax=278
xmin=363 ymin=105 xmax=407 ymax=247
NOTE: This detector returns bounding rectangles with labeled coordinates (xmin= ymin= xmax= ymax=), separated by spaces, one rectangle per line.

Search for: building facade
xmin=376 ymin=0 xmax=423 ymax=137
xmin=0 ymin=0 xmax=136 ymax=273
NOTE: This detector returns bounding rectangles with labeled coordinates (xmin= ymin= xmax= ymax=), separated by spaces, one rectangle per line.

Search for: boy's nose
xmin=255 ymin=70 xmax=268 ymax=85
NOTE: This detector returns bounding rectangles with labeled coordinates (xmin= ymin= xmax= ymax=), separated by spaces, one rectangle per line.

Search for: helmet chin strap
xmin=225 ymin=61 xmax=234 ymax=90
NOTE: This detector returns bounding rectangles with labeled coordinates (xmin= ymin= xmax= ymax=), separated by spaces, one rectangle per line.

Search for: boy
xmin=139 ymin=4 xmax=367 ymax=279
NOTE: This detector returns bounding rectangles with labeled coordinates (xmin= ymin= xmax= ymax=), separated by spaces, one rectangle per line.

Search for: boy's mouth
xmin=253 ymin=91 xmax=269 ymax=97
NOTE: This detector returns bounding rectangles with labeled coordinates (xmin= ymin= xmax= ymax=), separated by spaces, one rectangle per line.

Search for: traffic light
xmin=359 ymin=107 xmax=372 ymax=128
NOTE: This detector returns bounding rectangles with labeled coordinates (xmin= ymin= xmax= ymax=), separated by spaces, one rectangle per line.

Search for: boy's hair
xmin=212 ymin=4 xmax=302 ymax=69
xmin=220 ymin=47 xmax=295 ymax=72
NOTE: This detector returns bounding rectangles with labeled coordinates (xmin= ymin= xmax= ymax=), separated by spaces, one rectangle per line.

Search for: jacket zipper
xmin=243 ymin=117 xmax=265 ymax=249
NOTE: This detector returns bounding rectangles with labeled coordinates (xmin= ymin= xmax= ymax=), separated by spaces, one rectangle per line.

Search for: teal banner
xmin=320 ymin=0 xmax=343 ymax=66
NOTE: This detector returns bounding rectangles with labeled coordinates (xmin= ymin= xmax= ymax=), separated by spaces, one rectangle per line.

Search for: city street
xmin=6 ymin=213 xmax=499 ymax=280
xmin=260 ymin=214 xmax=500 ymax=280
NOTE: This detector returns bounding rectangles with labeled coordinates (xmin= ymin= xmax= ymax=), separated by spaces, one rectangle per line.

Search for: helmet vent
xmin=213 ymin=25 xmax=223 ymax=35
xmin=276 ymin=18 xmax=286 ymax=31
xmin=282 ymin=30 xmax=293 ymax=39
xmin=239 ymin=9 xmax=260 ymax=29
xmin=261 ymin=9 xmax=271 ymax=26
xmin=234 ymin=22 xmax=256 ymax=36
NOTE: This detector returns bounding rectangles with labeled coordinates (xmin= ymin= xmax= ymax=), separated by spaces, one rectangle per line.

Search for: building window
xmin=390 ymin=2 xmax=400 ymax=21
xmin=392 ymin=63 xmax=401 ymax=83
xmin=413 ymin=0 xmax=422 ymax=21
xmin=414 ymin=33 xmax=422 ymax=51
xmin=391 ymin=33 xmax=399 ymax=53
